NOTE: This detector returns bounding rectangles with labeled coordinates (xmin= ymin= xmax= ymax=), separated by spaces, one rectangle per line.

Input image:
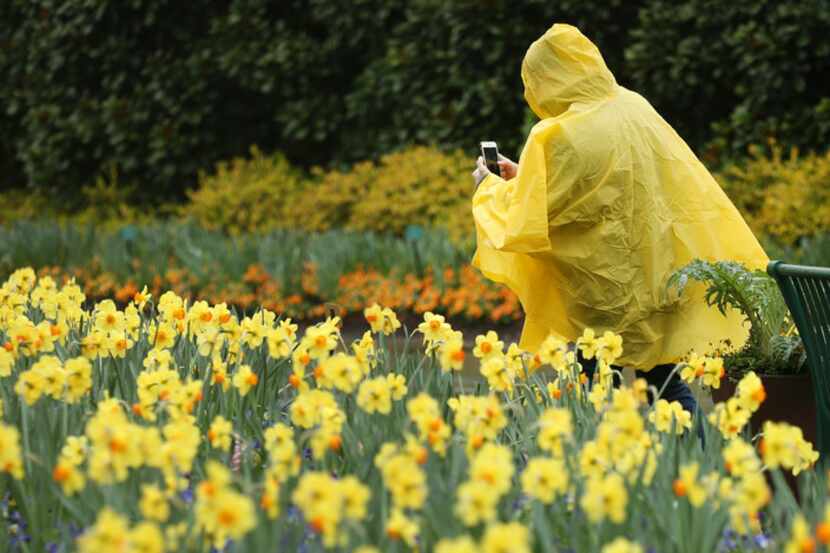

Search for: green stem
xmin=20 ymin=403 xmax=32 ymax=477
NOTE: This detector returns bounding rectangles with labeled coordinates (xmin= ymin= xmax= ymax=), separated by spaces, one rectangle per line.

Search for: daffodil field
xmin=1 ymin=267 xmax=829 ymax=553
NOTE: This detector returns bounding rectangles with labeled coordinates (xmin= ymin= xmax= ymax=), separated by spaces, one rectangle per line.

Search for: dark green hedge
xmin=627 ymin=0 xmax=830 ymax=164
xmin=1 ymin=0 xmax=828 ymax=199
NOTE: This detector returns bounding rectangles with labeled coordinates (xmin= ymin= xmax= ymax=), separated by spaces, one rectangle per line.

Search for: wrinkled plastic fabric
xmin=472 ymin=23 xmax=769 ymax=370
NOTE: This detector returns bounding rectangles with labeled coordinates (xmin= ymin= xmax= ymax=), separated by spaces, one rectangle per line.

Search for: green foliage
xmin=0 ymin=221 xmax=472 ymax=297
xmin=0 ymin=0 xmax=639 ymax=194
xmin=0 ymin=0 xmax=231 ymax=201
xmin=0 ymin=169 xmax=161 ymax=228
xmin=0 ymin=188 xmax=56 ymax=225
xmin=3 ymin=0 xmax=829 ymax=199
xmin=343 ymin=0 xmax=639 ymax=162
xmin=628 ymin=1 xmax=830 ymax=163
xmin=669 ymin=260 xmax=806 ymax=376
xmin=764 ymin=233 xmax=830 ymax=269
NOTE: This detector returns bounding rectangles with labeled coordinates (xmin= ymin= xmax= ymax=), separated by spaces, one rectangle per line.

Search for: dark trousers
xmin=579 ymin=353 xmax=698 ymax=415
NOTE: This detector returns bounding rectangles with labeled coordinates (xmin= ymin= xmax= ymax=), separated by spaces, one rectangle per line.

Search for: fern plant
xmin=668 ymin=259 xmax=806 ymax=377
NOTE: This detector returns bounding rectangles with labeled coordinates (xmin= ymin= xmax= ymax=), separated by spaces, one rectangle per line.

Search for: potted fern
xmin=669 ymin=260 xmax=814 ymax=442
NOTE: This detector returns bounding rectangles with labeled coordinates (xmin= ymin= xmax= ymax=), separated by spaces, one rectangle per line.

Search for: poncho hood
xmin=521 ymin=23 xmax=617 ymax=119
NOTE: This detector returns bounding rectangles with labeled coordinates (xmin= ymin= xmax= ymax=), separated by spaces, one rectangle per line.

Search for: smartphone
xmin=480 ymin=141 xmax=501 ymax=177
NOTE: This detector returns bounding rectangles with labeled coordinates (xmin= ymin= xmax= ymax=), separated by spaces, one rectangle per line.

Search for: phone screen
xmin=481 ymin=141 xmax=500 ymax=177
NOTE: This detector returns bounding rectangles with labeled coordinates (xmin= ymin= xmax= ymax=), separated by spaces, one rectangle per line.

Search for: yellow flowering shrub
xmin=346 ymin=146 xmax=473 ymax=242
xmin=301 ymin=160 xmax=379 ymax=232
xmin=302 ymin=146 xmax=474 ymax=242
xmin=0 ymin=189 xmax=54 ymax=224
xmin=0 ymin=174 xmax=155 ymax=228
xmin=182 ymin=146 xmax=308 ymax=235
xmin=182 ymin=145 xmax=475 ymax=242
xmin=715 ymin=142 xmax=830 ymax=243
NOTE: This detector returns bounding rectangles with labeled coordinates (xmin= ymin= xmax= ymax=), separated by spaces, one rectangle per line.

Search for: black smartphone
xmin=480 ymin=141 xmax=501 ymax=177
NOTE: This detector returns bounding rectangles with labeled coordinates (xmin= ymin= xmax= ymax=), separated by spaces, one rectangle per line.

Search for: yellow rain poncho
xmin=472 ymin=23 xmax=768 ymax=370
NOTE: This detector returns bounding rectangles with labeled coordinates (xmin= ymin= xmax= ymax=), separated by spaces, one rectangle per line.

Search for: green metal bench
xmin=768 ymin=260 xmax=830 ymax=461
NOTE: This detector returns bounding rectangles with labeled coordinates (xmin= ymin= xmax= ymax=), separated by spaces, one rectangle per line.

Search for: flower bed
xmin=0 ymin=267 xmax=827 ymax=552
xmin=34 ymin=262 xmax=522 ymax=327
xmin=1 ymin=222 xmax=520 ymax=326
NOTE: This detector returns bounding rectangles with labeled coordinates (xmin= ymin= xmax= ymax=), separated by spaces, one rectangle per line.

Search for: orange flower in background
xmin=22 ymin=260 xmax=522 ymax=329
xmin=243 ymin=264 xmax=269 ymax=285
xmin=115 ymin=282 xmax=138 ymax=303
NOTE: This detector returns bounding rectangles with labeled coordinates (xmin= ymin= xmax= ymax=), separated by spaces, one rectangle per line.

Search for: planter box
xmin=712 ymin=371 xmax=816 ymax=499
xmin=712 ymin=371 xmax=817 ymax=445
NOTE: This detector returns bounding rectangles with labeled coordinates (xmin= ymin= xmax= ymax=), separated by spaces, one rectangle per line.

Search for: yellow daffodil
xmin=435 ymin=535 xmax=478 ymax=553
xmin=538 ymin=407 xmax=572 ymax=455
xmin=735 ymin=371 xmax=766 ymax=412
xmin=357 ymin=377 xmax=393 ymax=415
xmin=76 ymin=508 xmax=131 ymax=553
xmin=129 ymin=522 xmax=164 ymax=553
xmin=473 ymin=331 xmax=504 ymax=360
xmin=386 ymin=373 xmax=407 ymax=399
xmin=0 ymin=424 xmax=23 ymax=479
xmin=708 ymin=398 xmax=751 ymax=439
xmin=784 ymin=515 xmax=816 ymax=553
xmin=760 ymin=421 xmax=819 ymax=475
xmin=673 ymin=462 xmax=706 ymax=507
xmin=470 ymin=443 xmax=514 ymax=494
xmin=648 ymin=399 xmax=692 ymax=434
xmin=596 ymin=331 xmax=624 ymax=364
xmin=480 ymin=355 xmax=514 ymax=393
xmin=481 ymin=522 xmax=531 ymax=553
xmin=196 ymin=462 xmax=256 ymax=547
xmin=139 ymin=484 xmax=170 ymax=522
xmin=0 ymin=348 xmax=14 ymax=377
xmin=439 ymin=337 xmax=466 ymax=372
xmin=380 ymin=451 xmax=427 ymax=509
xmin=455 ymin=479 xmax=499 ymax=526
xmin=702 ymin=357 xmax=725 ymax=388
xmin=418 ymin=312 xmax=452 ymax=346
xmin=581 ymin=473 xmax=628 ymax=524
xmin=208 ymin=415 xmax=233 ymax=451
xmin=521 ymin=457 xmax=569 ymax=503
xmin=722 ymin=438 xmax=761 ymax=477
xmin=576 ymin=328 xmax=599 ymax=359
xmin=537 ymin=334 xmax=568 ymax=372
xmin=386 ymin=508 xmax=418 ymax=546
xmin=363 ymin=303 xmax=384 ymax=333
xmin=232 ymin=365 xmax=258 ymax=396
xmin=602 ymin=537 xmax=644 ymax=553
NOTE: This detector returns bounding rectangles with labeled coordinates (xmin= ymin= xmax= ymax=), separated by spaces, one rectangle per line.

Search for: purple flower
xmin=718 ymin=528 xmax=739 ymax=551
xmin=8 ymin=529 xmax=31 ymax=547
xmin=512 ymin=495 xmax=528 ymax=511
xmin=68 ymin=523 xmax=83 ymax=539
xmin=180 ymin=488 xmax=194 ymax=504
xmin=9 ymin=510 xmax=25 ymax=526
xmin=753 ymin=534 xmax=770 ymax=549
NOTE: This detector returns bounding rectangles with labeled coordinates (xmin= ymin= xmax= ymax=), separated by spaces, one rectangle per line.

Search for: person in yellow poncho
xmin=471 ymin=23 xmax=768 ymax=413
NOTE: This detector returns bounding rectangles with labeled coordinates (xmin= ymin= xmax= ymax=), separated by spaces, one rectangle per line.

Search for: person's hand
xmin=497 ymin=154 xmax=518 ymax=180
xmin=472 ymin=156 xmax=490 ymax=188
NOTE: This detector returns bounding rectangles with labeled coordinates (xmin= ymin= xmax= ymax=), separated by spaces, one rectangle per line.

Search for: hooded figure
xmin=472 ymin=23 xmax=768 ymax=371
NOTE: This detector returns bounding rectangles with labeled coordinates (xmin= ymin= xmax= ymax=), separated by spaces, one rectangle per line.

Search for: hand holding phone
xmin=480 ymin=141 xmax=501 ymax=177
